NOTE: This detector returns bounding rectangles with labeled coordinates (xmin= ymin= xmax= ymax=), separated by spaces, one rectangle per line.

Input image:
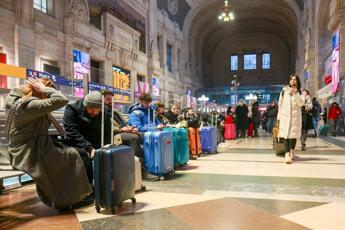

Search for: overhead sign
xmin=26 ymin=69 xmax=83 ymax=87
xmin=0 ymin=63 xmax=26 ymax=79
xmin=89 ymin=82 xmax=131 ymax=104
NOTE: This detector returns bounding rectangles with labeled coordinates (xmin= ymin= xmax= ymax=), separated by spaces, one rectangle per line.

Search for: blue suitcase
xmin=94 ymin=95 xmax=136 ymax=214
xmin=200 ymin=127 xmax=218 ymax=154
xmin=143 ymin=130 xmax=174 ymax=179
xmin=94 ymin=145 xmax=136 ymax=214
xmin=164 ymin=127 xmax=189 ymax=167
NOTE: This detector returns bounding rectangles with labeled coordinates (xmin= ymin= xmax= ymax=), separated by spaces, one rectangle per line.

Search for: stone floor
xmin=1 ymin=134 xmax=345 ymax=229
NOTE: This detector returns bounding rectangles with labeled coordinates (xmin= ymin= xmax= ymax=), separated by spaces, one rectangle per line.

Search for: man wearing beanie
xmin=63 ymin=91 xmax=112 ymax=159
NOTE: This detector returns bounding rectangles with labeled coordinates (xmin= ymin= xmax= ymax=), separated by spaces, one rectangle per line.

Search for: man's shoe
xmin=143 ymin=172 xmax=159 ymax=181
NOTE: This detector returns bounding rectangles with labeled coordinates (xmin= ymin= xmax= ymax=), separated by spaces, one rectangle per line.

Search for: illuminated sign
xmin=89 ymin=82 xmax=131 ymax=104
xmin=73 ymin=49 xmax=90 ymax=80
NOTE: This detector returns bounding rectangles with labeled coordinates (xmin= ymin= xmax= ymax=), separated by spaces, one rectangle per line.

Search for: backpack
xmin=311 ymin=102 xmax=320 ymax=117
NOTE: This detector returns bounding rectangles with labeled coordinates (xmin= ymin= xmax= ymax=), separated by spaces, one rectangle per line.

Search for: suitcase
xmin=94 ymin=96 xmax=136 ymax=214
xmin=188 ymin=127 xmax=202 ymax=158
xmin=224 ymin=124 xmax=236 ymax=140
xmin=247 ymin=122 xmax=254 ymax=137
xmin=200 ymin=127 xmax=218 ymax=153
xmin=135 ymin=157 xmax=146 ymax=192
xmin=143 ymin=109 xmax=174 ymax=180
xmin=164 ymin=127 xmax=189 ymax=166
xmin=319 ymin=124 xmax=330 ymax=136
xmin=200 ymin=114 xmax=218 ymax=154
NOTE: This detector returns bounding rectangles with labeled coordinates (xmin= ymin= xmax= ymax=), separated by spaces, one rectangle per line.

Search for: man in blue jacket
xmin=128 ymin=93 xmax=165 ymax=132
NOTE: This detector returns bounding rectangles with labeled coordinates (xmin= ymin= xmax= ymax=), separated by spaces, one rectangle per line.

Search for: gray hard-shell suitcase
xmin=94 ymin=95 xmax=136 ymax=214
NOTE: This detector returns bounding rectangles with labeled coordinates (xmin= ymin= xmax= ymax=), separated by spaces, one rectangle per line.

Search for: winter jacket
xmin=63 ymin=99 xmax=112 ymax=152
xmin=328 ymin=105 xmax=342 ymax=120
xmin=6 ymin=87 xmax=92 ymax=209
xmin=252 ymin=102 xmax=260 ymax=123
xmin=266 ymin=105 xmax=278 ymax=118
xmin=165 ymin=110 xmax=179 ymax=124
xmin=277 ymin=86 xmax=305 ymax=139
xmin=235 ymin=104 xmax=249 ymax=130
xmin=128 ymin=103 xmax=160 ymax=132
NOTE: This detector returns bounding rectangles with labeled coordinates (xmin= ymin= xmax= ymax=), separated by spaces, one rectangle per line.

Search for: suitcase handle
xmin=101 ymin=95 xmax=114 ymax=148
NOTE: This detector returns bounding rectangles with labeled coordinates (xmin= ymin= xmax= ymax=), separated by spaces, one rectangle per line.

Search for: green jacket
xmin=6 ymin=87 xmax=92 ymax=209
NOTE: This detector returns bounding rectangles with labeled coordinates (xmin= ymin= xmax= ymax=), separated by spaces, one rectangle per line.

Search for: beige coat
xmin=6 ymin=87 xmax=92 ymax=209
xmin=277 ymin=86 xmax=305 ymax=139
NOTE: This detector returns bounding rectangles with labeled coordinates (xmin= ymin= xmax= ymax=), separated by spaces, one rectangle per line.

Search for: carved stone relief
xmin=167 ymin=0 xmax=179 ymax=15
xmin=69 ymin=0 xmax=90 ymax=22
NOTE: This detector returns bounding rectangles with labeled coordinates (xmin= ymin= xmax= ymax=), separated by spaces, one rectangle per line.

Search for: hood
xmin=5 ymin=88 xmax=24 ymax=110
xmin=128 ymin=103 xmax=154 ymax=114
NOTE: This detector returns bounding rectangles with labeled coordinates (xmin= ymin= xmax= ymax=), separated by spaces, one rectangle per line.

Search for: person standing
xmin=266 ymin=100 xmax=278 ymax=134
xmin=300 ymin=90 xmax=313 ymax=150
xmin=311 ymin=97 xmax=322 ymax=137
xmin=328 ymin=102 xmax=342 ymax=136
xmin=277 ymin=74 xmax=305 ymax=164
xmin=235 ymin=99 xmax=249 ymax=138
xmin=251 ymin=99 xmax=260 ymax=137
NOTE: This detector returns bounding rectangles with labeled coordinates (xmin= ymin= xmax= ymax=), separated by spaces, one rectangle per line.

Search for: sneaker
xmin=284 ymin=152 xmax=293 ymax=164
xmin=142 ymin=172 xmax=159 ymax=181
xmin=301 ymin=144 xmax=306 ymax=151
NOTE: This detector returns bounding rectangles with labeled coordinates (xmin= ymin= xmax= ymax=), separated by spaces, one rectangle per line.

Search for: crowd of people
xmin=4 ymin=75 xmax=343 ymax=209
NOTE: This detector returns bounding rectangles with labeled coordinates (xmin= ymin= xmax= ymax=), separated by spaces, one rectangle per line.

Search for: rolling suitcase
xmin=164 ymin=127 xmax=189 ymax=167
xmin=135 ymin=157 xmax=146 ymax=192
xmin=318 ymin=124 xmax=330 ymax=136
xmin=247 ymin=122 xmax=254 ymax=137
xmin=94 ymin=96 xmax=136 ymax=214
xmin=224 ymin=124 xmax=236 ymax=140
xmin=143 ymin=109 xmax=174 ymax=180
xmin=188 ymin=127 xmax=202 ymax=158
xmin=200 ymin=115 xmax=218 ymax=154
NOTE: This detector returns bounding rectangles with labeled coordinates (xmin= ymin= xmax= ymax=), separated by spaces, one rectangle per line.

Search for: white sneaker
xmin=284 ymin=152 xmax=293 ymax=164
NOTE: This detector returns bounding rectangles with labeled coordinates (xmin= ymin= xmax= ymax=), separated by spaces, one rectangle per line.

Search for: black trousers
xmin=285 ymin=138 xmax=297 ymax=151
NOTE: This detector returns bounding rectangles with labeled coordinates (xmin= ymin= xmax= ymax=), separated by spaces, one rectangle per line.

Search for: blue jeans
xmin=312 ymin=116 xmax=320 ymax=135
xmin=267 ymin=117 xmax=276 ymax=133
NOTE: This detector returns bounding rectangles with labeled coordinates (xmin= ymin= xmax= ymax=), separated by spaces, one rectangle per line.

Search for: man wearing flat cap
xmin=63 ymin=91 xmax=111 ymax=159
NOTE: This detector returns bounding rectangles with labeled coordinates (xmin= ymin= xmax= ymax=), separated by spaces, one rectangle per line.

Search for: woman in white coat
xmin=277 ymin=75 xmax=305 ymax=163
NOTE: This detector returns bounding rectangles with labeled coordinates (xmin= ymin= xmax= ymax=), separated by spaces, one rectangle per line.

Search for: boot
xmin=284 ymin=152 xmax=292 ymax=164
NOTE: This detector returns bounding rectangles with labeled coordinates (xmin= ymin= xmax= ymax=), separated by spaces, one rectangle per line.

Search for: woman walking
xmin=277 ymin=74 xmax=305 ymax=164
xmin=300 ymin=89 xmax=313 ymax=150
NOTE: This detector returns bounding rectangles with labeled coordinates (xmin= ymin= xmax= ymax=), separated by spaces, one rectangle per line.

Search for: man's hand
xmin=157 ymin=124 xmax=165 ymax=130
xmin=121 ymin=126 xmax=133 ymax=132
xmin=90 ymin=148 xmax=95 ymax=159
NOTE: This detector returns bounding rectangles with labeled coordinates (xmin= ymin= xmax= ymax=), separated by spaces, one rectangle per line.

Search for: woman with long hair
xmin=300 ymin=89 xmax=313 ymax=150
xmin=277 ymin=74 xmax=305 ymax=164
xmin=5 ymin=78 xmax=92 ymax=209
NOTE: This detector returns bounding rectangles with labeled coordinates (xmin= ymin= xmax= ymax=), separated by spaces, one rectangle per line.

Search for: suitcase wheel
xmin=111 ymin=207 xmax=116 ymax=214
xmin=96 ymin=206 xmax=100 ymax=213
xmin=141 ymin=185 xmax=146 ymax=191
xmin=159 ymin=176 xmax=165 ymax=181
xmin=131 ymin=198 xmax=136 ymax=204
xmin=169 ymin=171 xmax=176 ymax=176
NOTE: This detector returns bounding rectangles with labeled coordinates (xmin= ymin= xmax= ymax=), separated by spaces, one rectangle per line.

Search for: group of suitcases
xmin=93 ymin=97 xmax=221 ymax=214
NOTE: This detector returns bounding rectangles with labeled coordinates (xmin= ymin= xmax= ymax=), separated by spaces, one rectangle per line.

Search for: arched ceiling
xmin=184 ymin=0 xmax=301 ymax=86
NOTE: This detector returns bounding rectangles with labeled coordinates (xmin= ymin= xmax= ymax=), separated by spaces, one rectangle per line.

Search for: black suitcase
xmin=94 ymin=95 xmax=136 ymax=214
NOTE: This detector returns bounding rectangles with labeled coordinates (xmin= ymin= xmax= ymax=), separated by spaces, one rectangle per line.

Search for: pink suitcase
xmin=224 ymin=124 xmax=236 ymax=140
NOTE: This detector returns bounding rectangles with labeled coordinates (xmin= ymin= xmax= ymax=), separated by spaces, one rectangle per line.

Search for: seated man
xmin=63 ymin=91 xmax=159 ymax=181
xmin=186 ymin=108 xmax=201 ymax=128
xmin=165 ymin=104 xmax=180 ymax=125
xmin=154 ymin=102 xmax=169 ymax=124
xmin=102 ymin=90 xmax=159 ymax=181
xmin=128 ymin=93 xmax=165 ymax=132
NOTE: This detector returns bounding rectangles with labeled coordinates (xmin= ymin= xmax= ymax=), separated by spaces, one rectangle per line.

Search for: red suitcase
xmin=224 ymin=124 xmax=236 ymax=140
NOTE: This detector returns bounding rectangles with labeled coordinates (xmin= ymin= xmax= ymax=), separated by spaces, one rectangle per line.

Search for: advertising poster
xmin=112 ymin=66 xmax=131 ymax=104
xmin=0 ymin=53 xmax=7 ymax=88
xmin=332 ymin=30 xmax=340 ymax=93
xmin=73 ymin=49 xmax=90 ymax=80
xmin=135 ymin=80 xmax=149 ymax=100
xmin=152 ymin=77 xmax=160 ymax=96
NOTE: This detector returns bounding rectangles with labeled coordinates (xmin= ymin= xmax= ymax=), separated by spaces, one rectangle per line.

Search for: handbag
xmin=272 ymin=121 xmax=279 ymax=141
xmin=273 ymin=138 xmax=288 ymax=156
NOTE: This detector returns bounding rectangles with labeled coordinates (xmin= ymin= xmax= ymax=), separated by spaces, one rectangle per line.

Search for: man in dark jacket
xmin=165 ymin=104 xmax=180 ymax=124
xmin=266 ymin=100 xmax=278 ymax=134
xmin=311 ymin=97 xmax=322 ymax=137
xmin=63 ymin=91 xmax=159 ymax=181
xmin=252 ymin=100 xmax=260 ymax=137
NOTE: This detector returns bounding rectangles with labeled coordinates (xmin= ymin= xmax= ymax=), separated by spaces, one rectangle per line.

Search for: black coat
xmin=235 ymin=104 xmax=249 ymax=129
xmin=252 ymin=102 xmax=260 ymax=123
xmin=165 ymin=110 xmax=179 ymax=124
xmin=63 ymin=99 xmax=112 ymax=152
xmin=301 ymin=106 xmax=314 ymax=130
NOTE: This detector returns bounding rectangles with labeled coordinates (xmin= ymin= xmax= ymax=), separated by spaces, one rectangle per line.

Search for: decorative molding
xmin=328 ymin=8 xmax=345 ymax=31
xmin=68 ymin=0 xmax=90 ymax=22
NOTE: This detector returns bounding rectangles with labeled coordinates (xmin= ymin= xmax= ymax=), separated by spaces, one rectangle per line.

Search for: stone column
xmin=146 ymin=0 xmax=157 ymax=94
